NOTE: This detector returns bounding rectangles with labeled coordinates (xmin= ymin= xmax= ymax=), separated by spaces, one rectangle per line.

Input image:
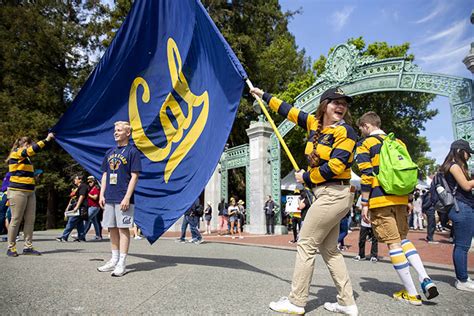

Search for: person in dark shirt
xmin=264 ymin=195 xmax=276 ymax=235
xmin=203 ymin=201 xmax=212 ymax=235
xmin=178 ymin=198 xmax=203 ymax=244
xmin=439 ymin=140 xmax=474 ymax=292
xmin=97 ymin=121 xmax=141 ymax=277
xmin=217 ymin=198 xmax=228 ymax=235
xmin=56 ymin=174 xmax=88 ymax=242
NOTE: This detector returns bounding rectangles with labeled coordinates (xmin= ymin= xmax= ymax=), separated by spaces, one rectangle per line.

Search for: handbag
xmin=64 ymin=208 xmax=79 ymax=217
xmin=64 ymin=199 xmax=79 ymax=217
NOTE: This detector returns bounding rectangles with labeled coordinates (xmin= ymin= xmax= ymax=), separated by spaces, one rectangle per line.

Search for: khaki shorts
xmin=370 ymin=204 xmax=408 ymax=244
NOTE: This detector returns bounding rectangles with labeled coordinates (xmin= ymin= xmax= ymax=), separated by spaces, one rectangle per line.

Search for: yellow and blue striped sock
xmin=401 ymin=239 xmax=429 ymax=282
xmin=390 ymin=248 xmax=418 ymax=296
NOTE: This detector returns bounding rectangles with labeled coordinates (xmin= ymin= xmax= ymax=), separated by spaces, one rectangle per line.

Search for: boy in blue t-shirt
xmin=97 ymin=121 xmax=141 ymax=277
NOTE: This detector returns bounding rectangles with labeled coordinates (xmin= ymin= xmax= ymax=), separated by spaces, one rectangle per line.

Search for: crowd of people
xmin=178 ymin=196 xmax=248 ymax=244
xmin=1 ymin=85 xmax=472 ymax=314
xmin=250 ymin=86 xmax=474 ymax=315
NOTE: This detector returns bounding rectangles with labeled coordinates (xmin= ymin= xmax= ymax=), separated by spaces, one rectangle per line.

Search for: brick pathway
xmin=163 ymin=228 xmax=474 ymax=269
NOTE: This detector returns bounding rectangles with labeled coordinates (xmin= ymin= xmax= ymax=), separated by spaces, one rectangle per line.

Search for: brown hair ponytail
xmin=6 ymin=136 xmax=32 ymax=162
xmin=440 ymin=148 xmax=470 ymax=180
xmin=307 ymin=100 xmax=329 ymax=167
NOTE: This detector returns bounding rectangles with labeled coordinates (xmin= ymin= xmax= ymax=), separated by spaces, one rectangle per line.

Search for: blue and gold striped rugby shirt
xmin=263 ymin=93 xmax=357 ymax=186
xmin=356 ymin=133 xmax=408 ymax=209
xmin=7 ymin=140 xmax=47 ymax=192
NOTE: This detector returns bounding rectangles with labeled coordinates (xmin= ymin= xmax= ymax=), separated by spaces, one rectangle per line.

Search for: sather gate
xmin=210 ymin=43 xmax=473 ymax=231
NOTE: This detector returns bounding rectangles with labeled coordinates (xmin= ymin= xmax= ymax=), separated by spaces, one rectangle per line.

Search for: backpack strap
xmin=369 ymin=134 xmax=385 ymax=143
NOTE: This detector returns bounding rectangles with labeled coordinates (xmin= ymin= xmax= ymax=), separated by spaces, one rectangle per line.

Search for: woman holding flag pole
xmin=250 ymin=84 xmax=358 ymax=315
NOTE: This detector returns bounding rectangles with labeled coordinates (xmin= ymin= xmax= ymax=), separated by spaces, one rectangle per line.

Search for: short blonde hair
xmin=114 ymin=121 xmax=132 ymax=133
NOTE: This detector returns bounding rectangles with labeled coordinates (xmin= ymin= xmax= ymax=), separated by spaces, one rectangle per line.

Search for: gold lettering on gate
xmin=129 ymin=38 xmax=209 ymax=183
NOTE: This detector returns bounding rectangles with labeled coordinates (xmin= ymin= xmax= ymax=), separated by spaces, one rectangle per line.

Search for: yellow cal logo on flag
xmin=129 ymin=38 xmax=209 ymax=183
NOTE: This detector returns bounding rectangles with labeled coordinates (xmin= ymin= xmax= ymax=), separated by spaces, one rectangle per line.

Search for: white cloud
xmin=413 ymin=17 xmax=471 ymax=76
xmin=330 ymin=6 xmax=355 ymax=31
xmin=416 ymin=20 xmax=467 ymax=46
xmin=414 ymin=1 xmax=447 ymax=24
xmin=418 ymin=41 xmax=470 ymax=63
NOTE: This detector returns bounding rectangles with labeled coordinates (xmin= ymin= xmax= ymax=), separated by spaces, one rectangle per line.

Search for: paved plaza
xmin=1 ymin=230 xmax=473 ymax=315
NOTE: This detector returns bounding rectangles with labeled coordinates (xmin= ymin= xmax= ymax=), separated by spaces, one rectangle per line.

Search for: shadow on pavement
xmin=40 ymin=248 xmax=83 ymax=255
xmin=127 ymin=252 xmax=292 ymax=284
xmin=428 ymin=274 xmax=455 ymax=287
xmin=305 ymin=287 xmax=360 ymax=313
xmin=359 ymin=277 xmax=401 ymax=296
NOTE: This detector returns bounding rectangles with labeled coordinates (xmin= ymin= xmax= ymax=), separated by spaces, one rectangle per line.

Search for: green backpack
xmin=372 ymin=133 xmax=418 ymax=195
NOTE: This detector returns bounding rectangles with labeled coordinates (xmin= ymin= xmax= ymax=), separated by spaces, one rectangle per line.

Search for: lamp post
xmin=462 ymin=10 xmax=474 ymax=73
xmin=463 ymin=10 xmax=474 ymax=251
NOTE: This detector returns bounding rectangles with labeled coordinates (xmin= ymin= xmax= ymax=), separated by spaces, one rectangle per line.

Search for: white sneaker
xmin=134 ymin=236 xmax=143 ymax=240
xmin=97 ymin=260 xmax=117 ymax=272
xmin=353 ymin=255 xmax=362 ymax=261
xmin=111 ymin=263 xmax=126 ymax=277
xmin=324 ymin=302 xmax=358 ymax=315
xmin=269 ymin=297 xmax=305 ymax=315
xmin=455 ymin=279 xmax=474 ymax=292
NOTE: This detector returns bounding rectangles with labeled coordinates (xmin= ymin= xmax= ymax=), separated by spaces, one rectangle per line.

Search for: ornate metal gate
xmin=219 ymin=144 xmax=250 ymax=214
xmin=269 ymin=43 xmax=474 ymax=208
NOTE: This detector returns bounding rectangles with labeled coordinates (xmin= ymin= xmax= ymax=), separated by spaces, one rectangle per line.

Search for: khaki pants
xmin=7 ymin=190 xmax=36 ymax=248
xmin=289 ymin=185 xmax=355 ymax=307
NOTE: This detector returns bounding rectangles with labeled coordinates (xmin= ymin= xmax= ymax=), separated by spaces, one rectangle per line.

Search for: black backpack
xmin=429 ymin=172 xmax=458 ymax=213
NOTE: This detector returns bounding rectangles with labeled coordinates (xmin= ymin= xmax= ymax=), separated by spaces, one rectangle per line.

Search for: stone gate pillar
xmin=245 ymin=120 xmax=274 ymax=234
xmin=204 ymin=161 xmax=221 ymax=231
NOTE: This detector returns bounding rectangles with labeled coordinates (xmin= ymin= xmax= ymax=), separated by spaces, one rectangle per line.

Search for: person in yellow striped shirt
xmin=6 ymin=132 xmax=54 ymax=257
xmin=356 ymin=111 xmax=438 ymax=305
xmin=251 ymin=86 xmax=358 ymax=316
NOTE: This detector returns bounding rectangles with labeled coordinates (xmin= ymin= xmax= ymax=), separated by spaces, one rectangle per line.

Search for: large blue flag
xmin=53 ymin=0 xmax=247 ymax=243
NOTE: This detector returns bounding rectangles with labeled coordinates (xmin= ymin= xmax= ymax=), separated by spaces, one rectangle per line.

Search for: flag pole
xmin=246 ymin=79 xmax=300 ymax=172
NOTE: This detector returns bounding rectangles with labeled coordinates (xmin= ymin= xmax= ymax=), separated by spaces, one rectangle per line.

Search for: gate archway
xmin=220 ymin=144 xmax=250 ymax=213
xmin=269 ymin=43 xmax=474 ymax=212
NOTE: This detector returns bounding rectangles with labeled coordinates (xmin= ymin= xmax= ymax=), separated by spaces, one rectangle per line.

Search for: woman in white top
xmin=412 ymin=190 xmax=424 ymax=230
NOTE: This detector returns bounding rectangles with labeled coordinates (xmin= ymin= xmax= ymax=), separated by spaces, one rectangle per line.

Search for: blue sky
xmin=279 ymin=0 xmax=473 ymax=164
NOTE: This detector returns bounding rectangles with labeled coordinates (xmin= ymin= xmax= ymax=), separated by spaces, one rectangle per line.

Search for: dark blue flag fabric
xmin=52 ymin=0 xmax=247 ymax=243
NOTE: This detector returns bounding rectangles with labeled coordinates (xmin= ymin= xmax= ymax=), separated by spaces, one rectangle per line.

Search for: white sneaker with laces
xmin=111 ymin=263 xmax=126 ymax=277
xmin=324 ymin=302 xmax=358 ymax=315
xmin=455 ymin=279 xmax=474 ymax=292
xmin=269 ymin=297 xmax=305 ymax=314
xmin=97 ymin=260 xmax=117 ymax=272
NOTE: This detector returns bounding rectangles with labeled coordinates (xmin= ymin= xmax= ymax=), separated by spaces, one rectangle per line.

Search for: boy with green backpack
xmin=355 ymin=111 xmax=439 ymax=305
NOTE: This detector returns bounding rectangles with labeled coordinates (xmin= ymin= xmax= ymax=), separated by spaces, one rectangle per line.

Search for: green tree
xmin=202 ymin=0 xmax=309 ymax=198
xmin=0 ymin=2 xmax=92 ymax=228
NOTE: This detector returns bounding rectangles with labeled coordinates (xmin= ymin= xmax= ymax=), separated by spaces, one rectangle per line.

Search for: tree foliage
xmin=0 ymin=2 xmax=93 ymax=228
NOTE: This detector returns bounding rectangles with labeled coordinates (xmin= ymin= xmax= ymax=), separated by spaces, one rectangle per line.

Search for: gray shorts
xmin=102 ymin=203 xmax=135 ymax=228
